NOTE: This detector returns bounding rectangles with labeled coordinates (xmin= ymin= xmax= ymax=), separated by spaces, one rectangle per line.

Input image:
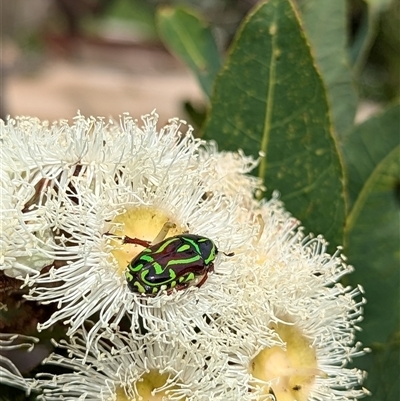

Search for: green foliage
xmin=356 ymin=332 xmax=400 ymax=400
xmin=345 ymin=142 xmax=399 ymax=345
xmin=156 ymin=0 xmax=399 ymax=398
xmin=156 ymin=6 xmax=221 ymax=97
xmin=202 ymin=0 xmax=346 ymax=249
xmin=107 ymin=0 xmax=156 ymax=28
xmin=359 ymin=0 xmax=400 ymax=101
xmin=350 ymin=0 xmax=394 ymax=74
xmin=296 ymin=0 xmax=358 ymax=139
xmin=342 ymin=102 xmax=400 ymax=208
xmin=343 ymin=106 xmax=399 ymax=399
xmin=366 ymin=0 xmax=393 ymax=7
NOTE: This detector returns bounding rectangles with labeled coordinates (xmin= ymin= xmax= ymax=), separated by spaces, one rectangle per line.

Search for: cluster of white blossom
xmin=0 ymin=112 xmax=368 ymax=400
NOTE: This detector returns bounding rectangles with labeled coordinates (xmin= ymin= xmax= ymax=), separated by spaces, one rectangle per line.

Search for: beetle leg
xmin=103 ymin=233 xmax=151 ymax=247
xmin=196 ymin=273 xmax=209 ymax=288
xmin=170 ymin=275 xmax=206 ymax=293
xmin=170 ymin=268 xmax=210 ymax=293
xmin=196 ymin=264 xmax=214 ymax=288
xmin=110 ymin=222 xmax=177 ymax=248
xmin=122 ymin=237 xmax=151 ymax=247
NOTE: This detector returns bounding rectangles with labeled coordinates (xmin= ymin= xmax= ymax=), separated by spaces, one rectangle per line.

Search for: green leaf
xmin=156 ymin=6 xmax=222 ymax=97
xmin=345 ymin=144 xmax=399 ymax=346
xmin=342 ymin=102 xmax=400 ymax=208
xmin=183 ymin=100 xmax=207 ymax=131
xmin=203 ymin=0 xmax=345 ymax=248
xmin=366 ymin=0 xmax=394 ymax=11
xmin=350 ymin=0 xmax=393 ymax=73
xmin=107 ymin=0 xmax=157 ymax=36
xmin=344 ymin=109 xmax=400 ymax=397
xmin=296 ymin=0 xmax=358 ymax=139
xmin=356 ymin=333 xmax=400 ymax=401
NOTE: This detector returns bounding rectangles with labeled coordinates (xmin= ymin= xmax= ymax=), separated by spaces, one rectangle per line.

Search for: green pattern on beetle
xmin=125 ymin=234 xmax=218 ymax=295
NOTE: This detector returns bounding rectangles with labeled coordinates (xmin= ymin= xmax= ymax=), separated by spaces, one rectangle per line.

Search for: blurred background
xmin=1 ymin=0 xmax=399 ymax=124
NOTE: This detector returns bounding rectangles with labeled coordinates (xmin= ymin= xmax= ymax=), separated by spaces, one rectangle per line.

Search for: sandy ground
xmin=2 ymin=36 xmax=379 ymax=127
xmin=3 ymin=40 xmax=205 ymax=125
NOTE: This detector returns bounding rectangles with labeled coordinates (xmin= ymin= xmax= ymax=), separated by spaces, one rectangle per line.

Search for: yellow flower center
xmin=108 ymin=207 xmax=183 ymax=276
xmin=250 ymin=323 xmax=326 ymax=401
xmin=115 ymin=386 xmax=130 ymax=401
xmin=114 ymin=371 xmax=184 ymax=401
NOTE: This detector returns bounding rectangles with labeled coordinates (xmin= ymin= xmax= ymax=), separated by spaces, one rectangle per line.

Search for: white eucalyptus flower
xmin=2 ymin=111 xmax=255 ymax=347
xmin=199 ymin=142 xmax=264 ymax=202
xmin=35 ymin=327 xmax=231 ymax=401
xmin=0 ymin=169 xmax=53 ymax=278
xmin=1 ymin=112 xmax=368 ymax=400
xmin=216 ymin=194 xmax=369 ymax=401
xmin=0 ymin=333 xmax=38 ymax=395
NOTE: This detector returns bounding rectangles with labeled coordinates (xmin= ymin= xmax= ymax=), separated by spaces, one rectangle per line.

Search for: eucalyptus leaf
xmin=350 ymin=0 xmax=393 ymax=73
xmin=203 ymin=0 xmax=345 ymax=247
xmin=356 ymin=334 xmax=400 ymax=401
xmin=342 ymin=102 xmax=400 ymax=208
xmin=345 ymin=145 xmax=399 ymax=346
xmin=344 ymin=112 xmax=400 ymax=397
xmin=156 ymin=6 xmax=221 ymax=97
xmin=366 ymin=0 xmax=394 ymax=11
xmin=296 ymin=0 xmax=357 ymax=139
